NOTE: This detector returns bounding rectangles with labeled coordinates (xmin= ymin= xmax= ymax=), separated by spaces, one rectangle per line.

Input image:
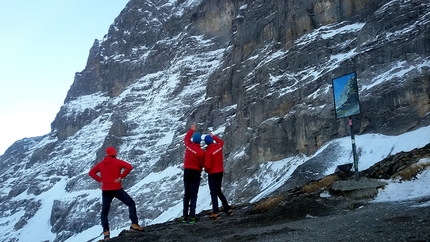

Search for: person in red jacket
xmin=182 ymin=123 xmax=205 ymax=224
xmin=204 ymin=133 xmax=233 ymax=219
xmin=89 ymin=146 xmax=143 ymax=240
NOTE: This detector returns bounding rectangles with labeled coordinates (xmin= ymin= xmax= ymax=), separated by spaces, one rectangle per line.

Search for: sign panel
xmin=332 ymin=72 xmax=361 ymax=119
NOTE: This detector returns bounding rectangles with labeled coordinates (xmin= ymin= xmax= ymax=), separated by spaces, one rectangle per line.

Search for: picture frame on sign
xmin=332 ymin=72 xmax=361 ymax=119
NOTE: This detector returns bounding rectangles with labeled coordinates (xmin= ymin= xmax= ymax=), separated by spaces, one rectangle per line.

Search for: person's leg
xmin=215 ymin=172 xmax=230 ymax=211
xmin=115 ymin=189 xmax=139 ymax=225
xmin=183 ymin=169 xmax=192 ymax=219
xmin=101 ymin=190 xmax=114 ymax=232
xmin=208 ymin=173 xmax=219 ymax=213
xmin=189 ymin=169 xmax=201 ymax=218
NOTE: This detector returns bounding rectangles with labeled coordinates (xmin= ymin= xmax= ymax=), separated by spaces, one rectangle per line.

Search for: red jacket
xmin=183 ymin=129 xmax=205 ymax=172
xmin=88 ymin=156 xmax=132 ymax=190
xmin=204 ymin=135 xmax=225 ymax=174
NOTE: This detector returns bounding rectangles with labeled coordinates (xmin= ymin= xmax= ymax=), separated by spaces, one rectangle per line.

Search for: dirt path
xmin=107 ymin=194 xmax=430 ymax=242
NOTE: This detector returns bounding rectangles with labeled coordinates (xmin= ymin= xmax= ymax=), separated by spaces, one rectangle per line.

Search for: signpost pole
xmin=349 ymin=116 xmax=359 ymax=181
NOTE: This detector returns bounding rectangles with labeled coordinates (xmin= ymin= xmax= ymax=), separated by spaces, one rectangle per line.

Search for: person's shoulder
xmin=115 ymin=158 xmax=129 ymax=163
xmin=213 ymin=141 xmax=223 ymax=146
xmin=188 ymin=143 xmax=204 ymax=152
xmin=206 ymin=144 xmax=216 ymax=151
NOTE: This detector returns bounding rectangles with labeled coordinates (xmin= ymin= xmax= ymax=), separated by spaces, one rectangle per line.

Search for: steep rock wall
xmin=203 ymin=0 xmax=429 ymax=165
xmin=48 ymin=0 xmax=430 ymax=169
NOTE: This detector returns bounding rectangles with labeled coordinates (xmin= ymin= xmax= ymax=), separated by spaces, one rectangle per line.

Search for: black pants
xmin=183 ymin=168 xmax=201 ymax=218
xmin=208 ymin=172 xmax=230 ymax=213
xmin=101 ymin=189 xmax=138 ymax=232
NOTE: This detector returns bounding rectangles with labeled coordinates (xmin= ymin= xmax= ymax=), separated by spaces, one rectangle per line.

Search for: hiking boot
xmin=181 ymin=216 xmax=188 ymax=223
xmin=189 ymin=217 xmax=197 ymax=224
xmin=226 ymin=209 xmax=233 ymax=216
xmin=103 ymin=231 xmax=110 ymax=241
xmin=129 ymin=223 xmax=144 ymax=232
xmin=209 ymin=213 xmax=221 ymax=220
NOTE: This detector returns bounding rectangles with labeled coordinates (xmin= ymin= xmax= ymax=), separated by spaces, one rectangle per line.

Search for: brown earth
xmin=106 ymin=194 xmax=430 ymax=242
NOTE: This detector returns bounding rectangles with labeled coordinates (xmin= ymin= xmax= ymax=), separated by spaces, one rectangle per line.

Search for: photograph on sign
xmin=332 ymin=72 xmax=361 ymax=119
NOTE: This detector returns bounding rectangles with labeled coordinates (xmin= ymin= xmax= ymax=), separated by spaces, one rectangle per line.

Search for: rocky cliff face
xmin=52 ymin=0 xmax=430 ymax=171
xmin=0 ymin=0 xmax=429 ymax=241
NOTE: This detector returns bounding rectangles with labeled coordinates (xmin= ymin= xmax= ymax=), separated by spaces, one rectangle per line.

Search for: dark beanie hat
xmin=192 ymin=133 xmax=201 ymax=143
xmin=204 ymin=135 xmax=213 ymax=145
xmin=106 ymin=146 xmax=117 ymax=156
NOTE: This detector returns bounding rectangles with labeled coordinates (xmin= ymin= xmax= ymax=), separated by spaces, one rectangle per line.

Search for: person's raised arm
xmin=184 ymin=123 xmax=196 ymax=145
xmin=212 ymin=134 xmax=224 ymax=146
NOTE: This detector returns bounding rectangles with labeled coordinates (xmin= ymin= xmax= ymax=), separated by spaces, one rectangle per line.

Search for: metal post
xmin=349 ymin=116 xmax=359 ymax=181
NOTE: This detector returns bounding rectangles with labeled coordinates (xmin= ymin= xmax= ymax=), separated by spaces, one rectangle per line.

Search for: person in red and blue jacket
xmin=89 ymin=146 xmax=143 ymax=240
xmin=204 ymin=133 xmax=233 ymax=219
xmin=182 ymin=123 xmax=205 ymax=224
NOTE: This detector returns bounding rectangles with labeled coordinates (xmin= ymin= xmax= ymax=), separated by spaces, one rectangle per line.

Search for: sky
xmin=0 ymin=0 xmax=130 ymax=155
